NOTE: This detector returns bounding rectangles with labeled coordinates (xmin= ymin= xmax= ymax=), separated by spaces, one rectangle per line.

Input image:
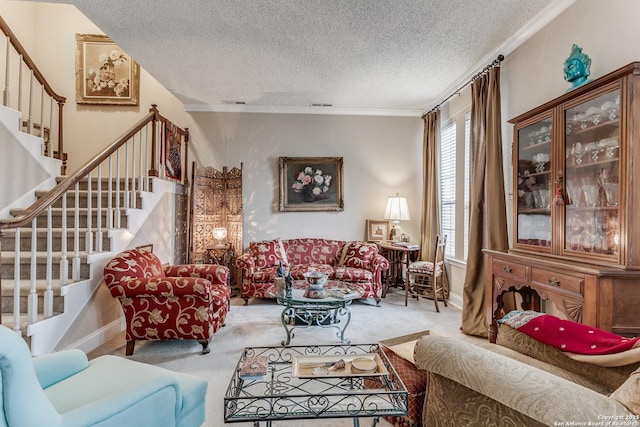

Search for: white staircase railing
xmin=0 ymin=105 xmax=190 ymax=334
xmin=0 ymin=15 xmax=67 ymax=174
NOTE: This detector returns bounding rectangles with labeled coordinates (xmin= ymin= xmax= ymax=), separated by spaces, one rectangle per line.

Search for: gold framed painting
xmin=366 ymin=219 xmax=390 ymax=241
xmin=135 ymin=244 xmax=153 ymax=253
xmin=279 ymin=157 xmax=344 ymax=212
xmin=75 ymin=34 xmax=140 ymax=105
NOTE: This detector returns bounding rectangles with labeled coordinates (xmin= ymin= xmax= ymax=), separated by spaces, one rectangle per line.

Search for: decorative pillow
xmin=610 ymin=367 xmax=640 ymax=415
xmin=338 ymin=241 xmax=377 ymax=270
xmin=250 ymin=239 xmax=288 ymax=269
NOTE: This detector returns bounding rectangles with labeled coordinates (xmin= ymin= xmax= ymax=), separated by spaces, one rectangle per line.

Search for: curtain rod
xmin=422 ymin=54 xmax=504 ymax=118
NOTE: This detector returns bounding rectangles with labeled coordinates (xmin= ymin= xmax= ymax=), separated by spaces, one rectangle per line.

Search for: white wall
xmin=189 ymin=112 xmax=424 ymax=247
xmin=501 ymin=0 xmax=640 ymax=235
xmin=0 ymin=1 xmax=224 ymax=176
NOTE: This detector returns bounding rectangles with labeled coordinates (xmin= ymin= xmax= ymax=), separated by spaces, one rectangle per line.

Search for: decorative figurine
xmin=285 ymin=272 xmax=293 ymax=299
xmin=276 ymin=260 xmax=285 ymax=278
xmin=564 ymin=44 xmax=592 ymax=92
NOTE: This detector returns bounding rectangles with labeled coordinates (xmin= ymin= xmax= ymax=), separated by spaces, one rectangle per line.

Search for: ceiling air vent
xmin=311 ymin=103 xmax=333 ymax=107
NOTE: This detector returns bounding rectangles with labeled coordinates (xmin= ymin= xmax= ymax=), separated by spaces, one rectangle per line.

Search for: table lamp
xmin=384 ymin=193 xmax=410 ymax=242
xmin=212 ymin=227 xmax=228 ymax=245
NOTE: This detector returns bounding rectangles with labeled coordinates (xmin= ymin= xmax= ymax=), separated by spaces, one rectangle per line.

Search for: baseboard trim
xmin=64 ymin=320 xmax=122 ymax=355
xmin=448 ymin=291 xmax=463 ymax=310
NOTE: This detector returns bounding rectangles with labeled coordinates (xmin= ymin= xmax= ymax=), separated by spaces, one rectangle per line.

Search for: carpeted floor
xmin=88 ymin=287 xmax=484 ymax=427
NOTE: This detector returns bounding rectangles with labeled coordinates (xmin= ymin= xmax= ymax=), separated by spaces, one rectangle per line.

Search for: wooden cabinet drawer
xmin=493 ymin=259 xmax=528 ymax=280
xmin=530 ymin=268 xmax=583 ymax=294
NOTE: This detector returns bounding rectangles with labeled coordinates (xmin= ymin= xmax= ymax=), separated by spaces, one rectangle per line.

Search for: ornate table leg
xmin=336 ymin=305 xmax=352 ymax=344
xmin=280 ymin=306 xmax=295 ymax=346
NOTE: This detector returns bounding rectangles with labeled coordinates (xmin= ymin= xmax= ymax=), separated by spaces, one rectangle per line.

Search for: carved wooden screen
xmin=189 ymin=163 xmax=243 ymax=291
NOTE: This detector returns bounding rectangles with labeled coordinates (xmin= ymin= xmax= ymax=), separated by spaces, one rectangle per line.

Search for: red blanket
xmin=499 ymin=311 xmax=640 ymax=355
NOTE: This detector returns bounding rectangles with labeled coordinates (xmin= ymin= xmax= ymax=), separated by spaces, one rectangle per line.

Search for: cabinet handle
xmin=547 ymin=277 xmax=560 ymax=287
xmin=503 ymin=265 xmax=512 ymax=273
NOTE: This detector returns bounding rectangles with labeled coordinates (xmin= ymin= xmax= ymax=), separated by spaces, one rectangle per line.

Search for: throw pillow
xmin=610 ymin=367 xmax=640 ymax=415
xmin=338 ymin=241 xmax=377 ymax=270
xmin=250 ymin=239 xmax=288 ymax=269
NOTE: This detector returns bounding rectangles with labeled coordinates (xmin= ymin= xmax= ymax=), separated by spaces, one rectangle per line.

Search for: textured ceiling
xmin=48 ymin=0 xmax=567 ymax=115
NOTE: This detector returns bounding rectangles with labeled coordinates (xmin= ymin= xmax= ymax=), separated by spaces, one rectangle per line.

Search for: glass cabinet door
xmin=564 ymin=88 xmax=620 ymax=256
xmin=516 ymin=117 xmax=553 ymax=248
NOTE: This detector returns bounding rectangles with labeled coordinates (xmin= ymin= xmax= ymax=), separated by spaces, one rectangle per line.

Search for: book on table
xmin=327 ymin=287 xmax=360 ymax=300
xmin=239 ymin=356 xmax=269 ymax=379
xmin=391 ymin=242 xmax=419 ymax=250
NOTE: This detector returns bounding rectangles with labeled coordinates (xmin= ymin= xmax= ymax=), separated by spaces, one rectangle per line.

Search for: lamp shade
xmin=212 ymin=227 xmax=228 ymax=241
xmin=384 ymin=195 xmax=411 ymax=221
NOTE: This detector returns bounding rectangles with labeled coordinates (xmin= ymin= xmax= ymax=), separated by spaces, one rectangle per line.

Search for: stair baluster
xmin=72 ymin=183 xmax=80 ymax=282
xmin=12 ymin=228 xmax=20 ymax=331
xmin=86 ymin=172 xmax=93 ymax=254
xmin=28 ymin=218 xmax=37 ymax=323
xmin=96 ymin=168 xmax=103 ymax=252
xmin=59 ymin=193 xmax=68 ymax=286
xmin=44 ymin=206 xmax=53 ymax=318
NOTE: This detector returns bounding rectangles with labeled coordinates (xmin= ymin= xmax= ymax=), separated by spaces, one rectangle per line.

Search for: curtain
xmin=419 ymin=110 xmax=441 ymax=261
xmin=461 ymin=66 xmax=509 ymax=337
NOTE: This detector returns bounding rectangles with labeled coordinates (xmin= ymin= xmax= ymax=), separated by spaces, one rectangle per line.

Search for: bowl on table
xmin=302 ymin=272 xmax=329 ymax=299
xmin=303 ymin=271 xmax=328 ymax=287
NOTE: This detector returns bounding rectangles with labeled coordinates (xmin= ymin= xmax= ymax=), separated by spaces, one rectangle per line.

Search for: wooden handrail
xmin=0 ymin=16 xmax=66 ymax=104
xmin=0 ymin=106 xmax=159 ymax=232
xmin=1 ymin=15 xmax=67 ymax=170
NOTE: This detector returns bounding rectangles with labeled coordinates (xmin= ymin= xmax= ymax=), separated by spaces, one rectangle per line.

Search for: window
xmin=463 ymin=112 xmax=471 ymax=260
xmin=439 ymin=111 xmax=471 ymax=261
xmin=440 ymin=121 xmax=456 ymax=258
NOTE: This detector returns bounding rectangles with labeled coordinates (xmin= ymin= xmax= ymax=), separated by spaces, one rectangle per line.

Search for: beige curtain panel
xmin=419 ymin=110 xmax=441 ymax=261
xmin=461 ymin=66 xmax=509 ymax=337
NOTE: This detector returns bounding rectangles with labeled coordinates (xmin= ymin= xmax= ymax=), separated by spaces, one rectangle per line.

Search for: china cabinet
xmin=485 ymin=63 xmax=640 ymax=342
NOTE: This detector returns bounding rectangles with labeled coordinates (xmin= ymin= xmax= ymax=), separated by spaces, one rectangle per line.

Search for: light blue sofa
xmin=0 ymin=325 xmax=207 ymax=427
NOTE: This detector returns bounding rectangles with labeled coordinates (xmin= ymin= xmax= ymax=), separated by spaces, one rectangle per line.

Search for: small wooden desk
xmin=206 ymin=243 xmax=234 ymax=266
xmin=377 ymin=241 xmax=420 ymax=298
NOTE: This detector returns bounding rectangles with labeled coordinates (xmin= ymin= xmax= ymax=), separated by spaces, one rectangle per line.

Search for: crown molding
xmin=184 ymin=103 xmax=423 ymax=117
xmin=424 ymin=0 xmax=577 ymax=114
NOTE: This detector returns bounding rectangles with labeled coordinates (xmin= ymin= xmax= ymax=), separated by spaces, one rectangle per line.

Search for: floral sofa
xmin=235 ymin=238 xmax=389 ymax=305
xmin=413 ymin=324 xmax=640 ymax=426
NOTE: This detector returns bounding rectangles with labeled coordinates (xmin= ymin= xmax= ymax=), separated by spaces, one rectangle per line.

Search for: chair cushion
xmin=333 ymin=266 xmax=373 ymax=282
xmin=104 ymin=248 xmax=165 ymax=288
xmin=289 ymin=264 xmax=334 ymax=280
xmin=43 ymin=355 xmax=207 ymax=426
xmin=338 ymin=241 xmax=377 ymax=270
xmin=408 ymin=261 xmax=442 ymax=275
xmin=283 ymin=238 xmax=343 ymax=266
xmin=250 ymin=239 xmax=288 ymax=269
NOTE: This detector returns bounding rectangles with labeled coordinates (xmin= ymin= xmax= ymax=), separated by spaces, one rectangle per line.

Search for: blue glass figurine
xmin=564 ymin=44 xmax=592 ymax=92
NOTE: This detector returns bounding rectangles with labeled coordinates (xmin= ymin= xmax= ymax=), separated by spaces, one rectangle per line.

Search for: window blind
xmin=440 ymin=121 xmax=456 ymax=258
xmin=463 ymin=113 xmax=471 ymax=260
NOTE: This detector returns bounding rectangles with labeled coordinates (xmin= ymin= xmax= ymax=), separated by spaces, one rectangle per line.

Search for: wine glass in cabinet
xmin=562 ymin=88 xmax=620 ymax=260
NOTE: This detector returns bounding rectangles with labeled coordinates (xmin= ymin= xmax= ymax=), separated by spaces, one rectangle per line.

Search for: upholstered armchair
xmin=0 ymin=325 xmax=207 ymax=427
xmin=104 ymin=248 xmax=231 ymax=355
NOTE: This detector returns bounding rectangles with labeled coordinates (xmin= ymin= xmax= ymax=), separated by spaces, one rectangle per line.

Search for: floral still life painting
xmin=75 ymin=34 xmax=140 ymax=105
xmin=279 ymin=157 xmax=343 ymax=212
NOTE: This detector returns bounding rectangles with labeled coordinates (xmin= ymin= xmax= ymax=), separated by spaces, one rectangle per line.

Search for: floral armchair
xmin=103 ymin=248 xmax=230 ymax=355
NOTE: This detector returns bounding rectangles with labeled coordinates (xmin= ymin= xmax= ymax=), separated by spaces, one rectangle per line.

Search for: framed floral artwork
xmin=279 ymin=157 xmax=344 ymax=212
xmin=366 ymin=219 xmax=390 ymax=241
xmin=75 ymin=34 xmax=140 ymax=105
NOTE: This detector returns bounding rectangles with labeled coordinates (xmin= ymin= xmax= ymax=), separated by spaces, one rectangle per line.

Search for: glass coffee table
xmin=224 ymin=344 xmax=408 ymax=426
xmin=276 ymin=280 xmax=362 ymax=346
